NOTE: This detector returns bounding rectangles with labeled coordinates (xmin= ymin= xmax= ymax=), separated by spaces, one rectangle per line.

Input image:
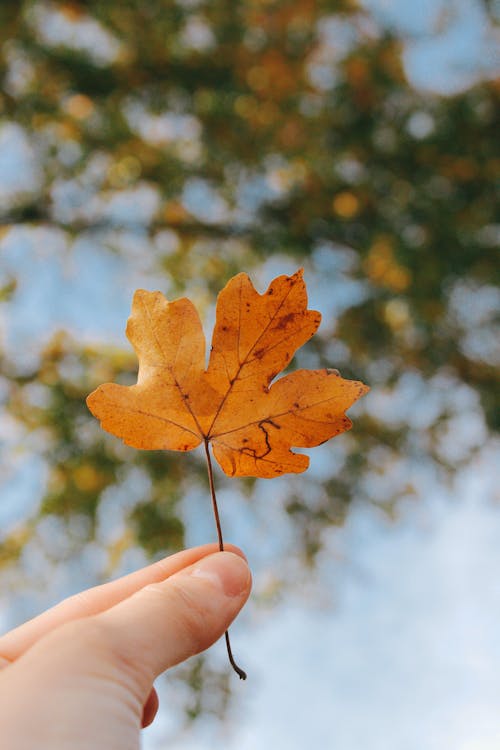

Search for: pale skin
xmin=0 ymin=545 xmax=251 ymax=750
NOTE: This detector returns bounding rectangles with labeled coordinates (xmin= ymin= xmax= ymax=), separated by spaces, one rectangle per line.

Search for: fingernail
xmin=189 ymin=552 xmax=251 ymax=598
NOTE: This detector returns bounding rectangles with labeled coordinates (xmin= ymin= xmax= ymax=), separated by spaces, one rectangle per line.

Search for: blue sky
xmin=143 ymin=455 xmax=499 ymax=750
xmin=361 ymin=0 xmax=499 ymax=94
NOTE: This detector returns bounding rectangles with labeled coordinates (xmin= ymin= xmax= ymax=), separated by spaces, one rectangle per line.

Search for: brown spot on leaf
xmin=277 ymin=312 xmax=296 ymax=330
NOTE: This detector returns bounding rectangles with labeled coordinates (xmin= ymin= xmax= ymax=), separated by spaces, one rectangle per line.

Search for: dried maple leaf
xmin=87 ymin=269 xmax=368 ymax=679
xmin=87 ymin=269 xmax=368 ymax=478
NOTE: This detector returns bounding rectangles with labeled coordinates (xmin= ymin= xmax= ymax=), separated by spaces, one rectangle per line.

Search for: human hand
xmin=0 ymin=544 xmax=251 ymax=749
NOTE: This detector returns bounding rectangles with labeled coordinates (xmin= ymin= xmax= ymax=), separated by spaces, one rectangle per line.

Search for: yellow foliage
xmin=247 ymin=66 xmax=269 ymax=92
xmin=0 ymin=225 xmax=11 ymax=241
xmin=256 ymin=101 xmax=279 ymax=127
xmin=73 ymin=464 xmax=104 ymax=492
xmin=383 ymin=299 xmax=410 ymax=330
xmin=107 ymin=156 xmax=142 ymax=187
xmin=60 ymin=3 xmax=85 ymax=22
xmin=345 ymin=58 xmax=370 ymax=86
xmin=65 ymin=94 xmax=94 ymax=120
xmin=55 ymin=120 xmax=81 ymax=140
xmin=332 ymin=191 xmax=360 ymax=218
xmin=365 ymin=237 xmax=411 ymax=292
xmin=234 ymin=95 xmax=256 ymax=118
xmin=163 ymin=201 xmax=189 ymax=225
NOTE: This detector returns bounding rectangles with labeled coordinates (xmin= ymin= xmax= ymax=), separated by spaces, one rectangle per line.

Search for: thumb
xmin=94 ymin=550 xmax=252 ymax=691
xmin=46 ymin=551 xmax=250 ymax=701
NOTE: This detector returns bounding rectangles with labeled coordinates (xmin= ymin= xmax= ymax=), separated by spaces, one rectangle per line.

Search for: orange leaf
xmin=87 ymin=269 xmax=368 ymax=477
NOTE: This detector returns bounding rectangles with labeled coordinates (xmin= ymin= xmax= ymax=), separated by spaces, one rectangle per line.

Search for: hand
xmin=0 ymin=544 xmax=251 ymax=749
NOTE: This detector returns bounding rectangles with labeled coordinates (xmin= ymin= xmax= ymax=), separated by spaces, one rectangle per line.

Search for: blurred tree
xmin=0 ymin=0 xmax=498 ymax=726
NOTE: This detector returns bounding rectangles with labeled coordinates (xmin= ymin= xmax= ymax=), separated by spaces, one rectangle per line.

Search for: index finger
xmin=0 ymin=543 xmax=245 ymax=664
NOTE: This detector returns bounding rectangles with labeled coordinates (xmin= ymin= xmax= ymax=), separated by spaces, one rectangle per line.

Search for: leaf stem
xmin=203 ymin=440 xmax=247 ymax=680
xmin=204 ymin=439 xmax=224 ymax=552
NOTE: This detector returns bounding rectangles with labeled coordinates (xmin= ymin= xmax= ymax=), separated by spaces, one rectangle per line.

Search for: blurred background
xmin=0 ymin=1 xmax=499 ymax=747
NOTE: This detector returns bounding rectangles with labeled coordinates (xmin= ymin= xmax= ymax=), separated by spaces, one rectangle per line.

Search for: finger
xmin=0 ymin=553 xmax=251 ymax=746
xmin=142 ymin=687 xmax=159 ymax=728
xmin=0 ymin=543 xmax=245 ymax=665
xmin=92 ymin=551 xmax=252 ymax=694
xmin=27 ymin=551 xmax=251 ymax=704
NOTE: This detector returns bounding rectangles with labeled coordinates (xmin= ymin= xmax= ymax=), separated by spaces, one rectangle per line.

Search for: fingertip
xmin=187 ymin=551 xmax=252 ymax=599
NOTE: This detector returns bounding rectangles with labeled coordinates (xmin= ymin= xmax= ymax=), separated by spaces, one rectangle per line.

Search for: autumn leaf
xmin=87 ymin=268 xmax=368 ymax=680
xmin=87 ymin=269 xmax=368 ymax=478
